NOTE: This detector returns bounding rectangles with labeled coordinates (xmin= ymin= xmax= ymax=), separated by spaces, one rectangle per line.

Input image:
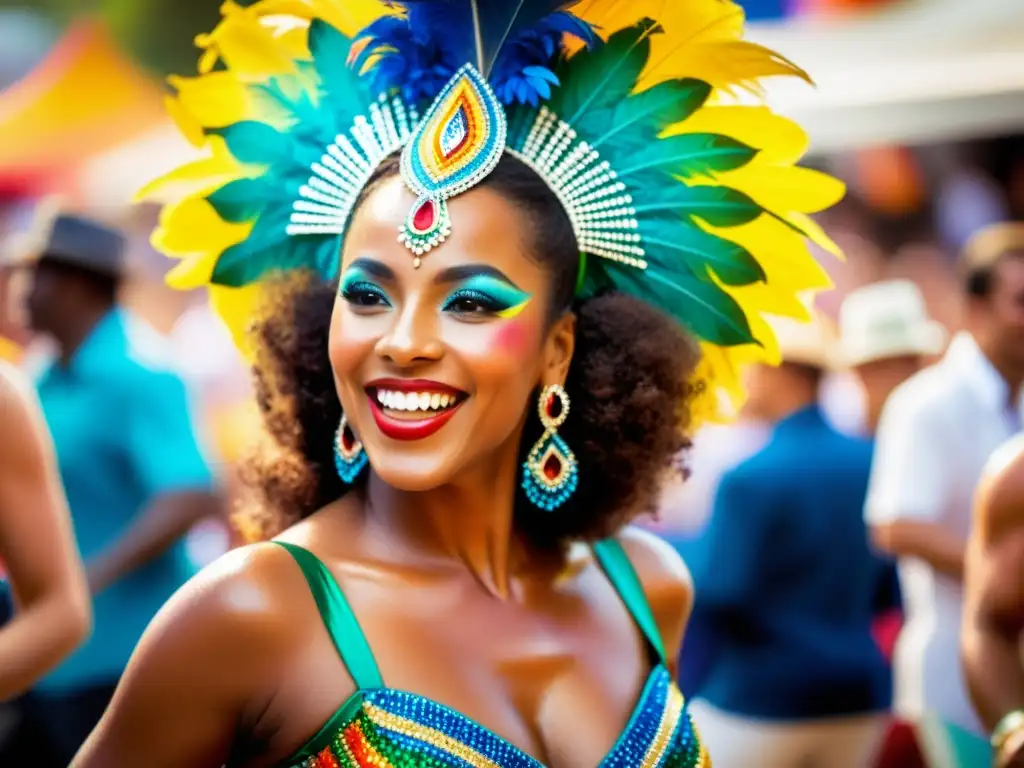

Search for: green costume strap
xmin=275 ymin=541 xmax=384 ymax=690
xmin=592 ymin=538 xmax=667 ymax=665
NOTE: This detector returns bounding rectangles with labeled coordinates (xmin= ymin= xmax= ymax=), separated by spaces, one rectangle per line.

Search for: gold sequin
xmin=363 ymin=702 xmax=504 ymax=768
xmin=641 ymin=685 xmax=685 ymax=768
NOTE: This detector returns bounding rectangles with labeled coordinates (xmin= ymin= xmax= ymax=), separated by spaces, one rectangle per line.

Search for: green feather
xmin=549 ymin=20 xmax=657 ymax=125
xmin=581 ymin=79 xmax=711 ymax=150
xmin=633 ymin=185 xmax=762 ymax=227
xmin=641 ymin=220 xmax=766 ymax=286
xmin=212 ymin=234 xmax=337 ymax=287
xmin=207 ymin=178 xmax=276 ymax=223
xmin=614 ymin=266 xmax=755 ymax=346
xmin=614 ymin=134 xmax=758 ymax=180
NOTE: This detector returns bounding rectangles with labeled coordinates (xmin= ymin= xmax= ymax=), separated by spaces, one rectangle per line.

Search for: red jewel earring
xmin=334 ymin=413 xmax=368 ymax=484
xmin=522 ymin=384 xmax=578 ymax=511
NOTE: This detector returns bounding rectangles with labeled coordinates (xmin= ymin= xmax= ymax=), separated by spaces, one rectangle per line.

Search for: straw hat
xmin=837 ymin=279 xmax=946 ymax=368
xmin=961 ymin=221 xmax=1024 ymax=273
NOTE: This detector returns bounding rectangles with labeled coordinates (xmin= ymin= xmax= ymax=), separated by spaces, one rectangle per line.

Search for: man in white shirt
xmin=866 ymin=223 xmax=1024 ymax=745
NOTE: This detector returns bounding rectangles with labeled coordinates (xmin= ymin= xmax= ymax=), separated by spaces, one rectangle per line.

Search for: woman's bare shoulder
xmin=128 ymin=541 xmax=317 ymax=687
xmin=615 ymin=527 xmax=693 ymax=663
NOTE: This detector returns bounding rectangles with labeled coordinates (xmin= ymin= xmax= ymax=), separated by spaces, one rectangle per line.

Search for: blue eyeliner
xmin=441 ymin=274 xmax=532 ymax=317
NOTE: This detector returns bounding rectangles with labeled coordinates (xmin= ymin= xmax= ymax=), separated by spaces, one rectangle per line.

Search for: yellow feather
xmin=168 ymin=73 xmax=253 ymax=129
xmin=249 ymin=0 xmax=391 ymax=37
xmin=135 ymin=137 xmax=248 ymax=204
xmin=785 ymin=211 xmax=844 ymax=258
xmin=666 ymin=106 xmax=809 ymax=165
xmin=698 ymin=215 xmax=832 ymax=295
xmin=719 ymin=166 xmax=846 ymax=215
xmin=163 ymin=94 xmax=205 ymax=149
xmin=208 ymin=283 xmax=266 ymax=360
xmin=151 ymin=196 xmax=252 ymax=265
xmin=573 ymin=0 xmax=810 ymax=91
xmin=194 ymin=1 xmax=301 ymax=77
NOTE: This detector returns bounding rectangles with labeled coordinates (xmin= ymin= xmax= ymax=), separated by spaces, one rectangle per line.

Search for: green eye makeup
xmin=441 ymin=275 xmax=532 ymax=318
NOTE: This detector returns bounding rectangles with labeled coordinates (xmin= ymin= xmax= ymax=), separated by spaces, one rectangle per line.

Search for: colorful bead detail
xmin=334 ymin=414 xmax=368 ymax=484
xmin=398 ymin=64 xmax=507 ymax=266
xmin=286 ymin=665 xmax=708 ymax=768
xmin=522 ymin=384 xmax=578 ymax=512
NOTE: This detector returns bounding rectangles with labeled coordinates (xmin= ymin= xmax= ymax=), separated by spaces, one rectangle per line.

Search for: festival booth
xmin=0 ymin=20 xmax=176 ymax=205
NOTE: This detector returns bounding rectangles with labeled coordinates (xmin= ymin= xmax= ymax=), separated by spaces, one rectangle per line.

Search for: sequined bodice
xmin=275 ymin=542 xmax=710 ymax=768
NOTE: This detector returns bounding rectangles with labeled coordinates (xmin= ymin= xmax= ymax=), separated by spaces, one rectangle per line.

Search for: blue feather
xmin=354 ymin=1 xmax=597 ymax=106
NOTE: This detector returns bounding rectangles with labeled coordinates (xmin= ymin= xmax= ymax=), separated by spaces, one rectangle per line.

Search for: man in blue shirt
xmin=9 ymin=213 xmax=222 ymax=766
xmin=688 ymin=312 xmax=892 ymax=768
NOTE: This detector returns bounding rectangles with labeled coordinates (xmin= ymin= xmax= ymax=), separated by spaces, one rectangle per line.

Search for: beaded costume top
xmin=274 ymin=540 xmax=709 ymax=768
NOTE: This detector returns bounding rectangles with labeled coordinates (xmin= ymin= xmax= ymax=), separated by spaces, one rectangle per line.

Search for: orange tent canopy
xmin=0 ymin=20 xmax=169 ymax=198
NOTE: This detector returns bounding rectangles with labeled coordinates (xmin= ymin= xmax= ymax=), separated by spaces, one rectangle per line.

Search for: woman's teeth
xmin=376 ymin=390 xmax=458 ymax=412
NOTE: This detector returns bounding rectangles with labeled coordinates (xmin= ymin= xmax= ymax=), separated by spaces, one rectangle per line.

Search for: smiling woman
xmin=238 ymin=152 xmax=697 ymax=551
xmin=73 ymin=1 xmax=842 ymax=767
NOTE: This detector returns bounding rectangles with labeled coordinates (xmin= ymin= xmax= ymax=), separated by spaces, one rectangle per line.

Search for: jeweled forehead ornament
xmin=398 ymin=64 xmax=508 ymax=267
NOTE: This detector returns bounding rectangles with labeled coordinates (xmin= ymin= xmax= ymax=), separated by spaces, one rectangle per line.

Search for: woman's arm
xmin=0 ymin=363 xmax=90 ymax=700
xmin=74 ymin=544 xmax=305 ymax=767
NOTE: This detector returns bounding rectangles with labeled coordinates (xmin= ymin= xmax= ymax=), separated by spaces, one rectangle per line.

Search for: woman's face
xmin=329 ymin=174 xmax=575 ymax=491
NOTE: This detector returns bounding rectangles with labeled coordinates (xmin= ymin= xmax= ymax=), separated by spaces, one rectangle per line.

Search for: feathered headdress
xmin=142 ymin=0 xmax=844 ymax=425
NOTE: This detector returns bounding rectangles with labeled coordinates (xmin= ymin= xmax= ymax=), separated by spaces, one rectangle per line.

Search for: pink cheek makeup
xmin=491 ymin=315 xmax=537 ymax=355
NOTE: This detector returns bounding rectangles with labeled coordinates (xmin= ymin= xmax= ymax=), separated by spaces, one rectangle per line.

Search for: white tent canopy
xmin=747 ymin=0 xmax=1024 ymax=152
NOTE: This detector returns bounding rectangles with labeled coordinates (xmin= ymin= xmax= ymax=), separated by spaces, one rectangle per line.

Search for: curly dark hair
xmin=237 ymin=154 xmax=702 ymax=547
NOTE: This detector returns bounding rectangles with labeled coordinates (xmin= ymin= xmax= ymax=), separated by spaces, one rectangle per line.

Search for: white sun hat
xmin=837 ymin=279 xmax=947 ymax=368
xmin=766 ymin=307 xmax=837 ymax=370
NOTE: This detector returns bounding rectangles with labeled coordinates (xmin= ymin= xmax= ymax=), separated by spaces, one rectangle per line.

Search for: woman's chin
xmin=366 ymin=455 xmax=460 ymax=493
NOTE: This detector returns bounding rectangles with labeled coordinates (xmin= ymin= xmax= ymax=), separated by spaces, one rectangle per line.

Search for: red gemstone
xmin=341 ymin=426 xmax=356 ymax=452
xmin=546 ymin=393 xmax=562 ymax=419
xmin=543 ymin=453 xmax=563 ymax=480
xmin=412 ymin=199 xmax=437 ymax=233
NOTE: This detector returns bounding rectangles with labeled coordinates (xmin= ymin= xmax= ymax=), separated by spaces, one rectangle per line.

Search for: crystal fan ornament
xmin=334 ymin=414 xmax=368 ymax=484
xmin=522 ymin=384 xmax=578 ymax=512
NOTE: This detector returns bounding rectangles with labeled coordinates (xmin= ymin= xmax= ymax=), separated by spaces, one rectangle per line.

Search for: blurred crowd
xmin=650 ymin=138 xmax=1024 ymax=767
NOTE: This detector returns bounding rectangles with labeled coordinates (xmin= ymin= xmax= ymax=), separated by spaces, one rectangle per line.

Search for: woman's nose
xmin=374 ymin=301 xmax=444 ymax=366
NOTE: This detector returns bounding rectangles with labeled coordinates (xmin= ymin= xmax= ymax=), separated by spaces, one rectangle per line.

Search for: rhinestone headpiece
xmin=287 ymin=95 xmax=418 ymax=239
xmin=288 ymin=69 xmax=643 ymax=273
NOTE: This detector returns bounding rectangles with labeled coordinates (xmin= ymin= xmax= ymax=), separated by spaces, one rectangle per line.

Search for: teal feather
xmin=612 ymin=265 xmax=755 ymax=346
xmin=641 ymin=220 xmax=766 ymax=286
xmin=581 ymin=79 xmax=711 ymax=150
xmin=307 ymin=20 xmax=369 ymax=126
xmin=614 ymin=134 xmax=758 ymax=180
xmin=207 ymin=178 xmax=276 ymax=224
xmin=214 ymin=122 xmax=291 ymax=166
xmin=212 ymin=233 xmax=338 ymax=287
xmin=250 ymin=75 xmax=320 ymax=131
xmin=632 ymin=185 xmax=762 ymax=227
xmin=549 ymin=21 xmax=656 ymax=124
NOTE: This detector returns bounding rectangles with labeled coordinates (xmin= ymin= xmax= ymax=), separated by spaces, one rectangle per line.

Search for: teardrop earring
xmin=521 ymin=384 xmax=578 ymax=512
xmin=334 ymin=413 xmax=368 ymax=484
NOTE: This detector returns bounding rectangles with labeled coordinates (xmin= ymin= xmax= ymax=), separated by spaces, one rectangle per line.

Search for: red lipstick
xmin=365 ymin=379 xmax=467 ymax=442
